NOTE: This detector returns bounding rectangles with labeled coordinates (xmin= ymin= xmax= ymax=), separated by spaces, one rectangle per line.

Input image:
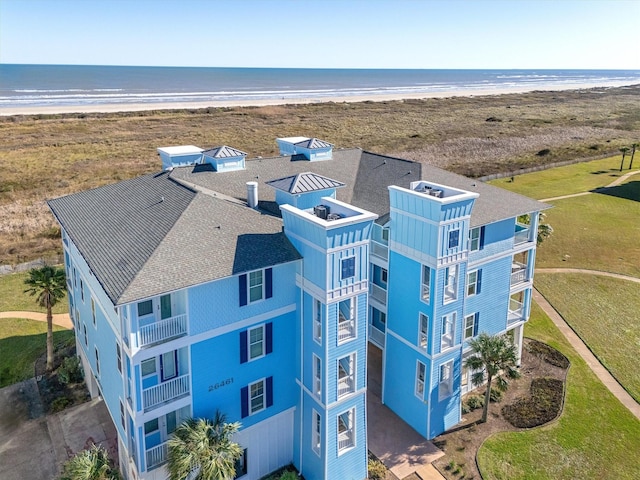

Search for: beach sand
xmin=1 ymin=80 xmax=636 ymax=116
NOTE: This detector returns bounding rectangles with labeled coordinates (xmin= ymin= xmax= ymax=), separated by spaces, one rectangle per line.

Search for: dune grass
xmin=0 ymin=271 xmax=68 ymax=314
xmin=0 ymin=318 xmax=74 ymax=387
xmin=488 ymin=154 xmax=636 ymax=199
xmin=535 ymin=273 xmax=640 ymax=402
xmin=477 ymin=301 xmax=640 ymax=479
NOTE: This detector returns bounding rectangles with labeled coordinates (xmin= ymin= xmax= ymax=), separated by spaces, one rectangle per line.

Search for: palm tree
xmin=630 ymin=143 xmax=638 ymax=170
xmin=167 ymin=412 xmax=242 ymax=480
xmin=536 ymin=212 xmax=553 ymax=245
xmin=619 ymin=147 xmax=629 ymax=172
xmin=24 ymin=265 xmax=66 ymax=371
xmin=60 ymin=443 xmax=120 ymax=480
xmin=464 ymin=332 xmax=520 ymax=423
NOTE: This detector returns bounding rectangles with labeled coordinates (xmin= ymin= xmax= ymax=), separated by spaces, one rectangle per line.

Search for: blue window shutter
xmin=349 ymin=258 xmax=355 ymax=277
xmin=266 ymin=376 xmax=273 ymax=408
xmin=265 ymin=322 xmax=273 ymax=355
xmin=265 ymin=268 xmax=273 ymax=299
xmin=239 ymin=274 xmax=247 ymax=306
xmin=474 ymin=312 xmax=479 ymax=336
xmin=240 ymin=330 xmax=248 ymax=364
xmin=479 ymin=226 xmax=486 ymax=249
xmin=341 ymin=259 xmax=348 ymax=279
xmin=476 ymin=269 xmax=482 ymax=294
xmin=241 ymin=386 xmax=249 ymax=418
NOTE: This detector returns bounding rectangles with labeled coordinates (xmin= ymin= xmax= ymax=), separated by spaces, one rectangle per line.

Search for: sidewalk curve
xmin=540 ymin=169 xmax=640 ymax=202
xmin=532 ymin=289 xmax=640 ymax=421
xmin=0 ymin=311 xmax=72 ymax=329
xmin=536 ymin=268 xmax=640 ymax=284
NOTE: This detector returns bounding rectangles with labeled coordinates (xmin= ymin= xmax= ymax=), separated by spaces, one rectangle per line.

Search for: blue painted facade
xmin=54 ymin=145 xmax=544 ymax=480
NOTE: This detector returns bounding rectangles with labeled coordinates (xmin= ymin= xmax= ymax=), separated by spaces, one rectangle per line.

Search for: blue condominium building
xmin=48 ymin=137 xmax=548 ymax=480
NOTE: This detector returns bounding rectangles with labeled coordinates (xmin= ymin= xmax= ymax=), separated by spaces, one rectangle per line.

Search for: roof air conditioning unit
xmin=431 ymin=189 xmax=443 ymax=198
xmin=327 ymin=213 xmax=341 ymax=221
xmin=314 ymin=205 xmax=328 ymax=219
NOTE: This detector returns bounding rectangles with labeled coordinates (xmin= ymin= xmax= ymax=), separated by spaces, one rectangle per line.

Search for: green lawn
xmin=477 ymin=301 xmax=640 ymax=479
xmin=0 ymin=318 xmax=74 ymax=387
xmin=488 ymin=155 xmax=634 ymax=200
xmin=535 ymin=273 xmax=640 ymax=402
xmin=0 ymin=271 xmax=68 ymax=314
xmin=534 ymin=184 xmax=640 ymax=277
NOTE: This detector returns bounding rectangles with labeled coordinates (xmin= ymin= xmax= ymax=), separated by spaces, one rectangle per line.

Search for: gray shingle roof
xmin=266 ymin=172 xmax=345 ymax=194
xmin=202 ymin=145 xmax=247 ymax=158
xmin=294 ymin=138 xmax=333 ymax=149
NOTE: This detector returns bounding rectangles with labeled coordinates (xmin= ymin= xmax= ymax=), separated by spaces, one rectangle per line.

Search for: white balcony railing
xmin=338 ymin=375 xmax=354 ymax=397
xmin=143 ymin=374 xmax=190 ymax=412
xmin=510 ymin=262 xmax=527 ymax=285
xmin=369 ymin=325 xmax=385 ymax=348
xmin=508 ymin=299 xmax=524 ymax=323
xmin=338 ymin=319 xmax=356 ymax=342
xmin=146 ymin=441 xmax=168 ymax=470
xmin=370 ymin=283 xmax=387 ymax=306
xmin=338 ymin=430 xmax=354 ymax=451
xmin=514 ymin=225 xmax=531 ymax=245
xmin=138 ymin=314 xmax=187 ymax=348
xmin=371 ymin=241 xmax=389 ymax=262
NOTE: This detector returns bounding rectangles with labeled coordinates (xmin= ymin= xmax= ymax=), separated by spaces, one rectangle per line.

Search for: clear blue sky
xmin=1 ymin=0 xmax=639 ymax=69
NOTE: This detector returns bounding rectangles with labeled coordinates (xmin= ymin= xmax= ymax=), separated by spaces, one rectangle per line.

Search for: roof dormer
xmin=202 ymin=145 xmax=248 ymax=172
xmin=276 ymin=137 xmax=333 ymax=161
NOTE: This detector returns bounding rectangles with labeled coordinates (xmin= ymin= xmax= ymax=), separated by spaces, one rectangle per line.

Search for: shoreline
xmin=1 ymin=80 xmax=637 ymax=116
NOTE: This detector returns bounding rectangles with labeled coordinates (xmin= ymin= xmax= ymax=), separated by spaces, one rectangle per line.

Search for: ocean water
xmin=1 ymin=64 xmax=640 ymax=110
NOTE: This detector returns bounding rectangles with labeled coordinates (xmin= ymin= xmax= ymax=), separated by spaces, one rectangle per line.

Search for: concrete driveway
xmin=0 ymin=379 xmax=117 ymax=480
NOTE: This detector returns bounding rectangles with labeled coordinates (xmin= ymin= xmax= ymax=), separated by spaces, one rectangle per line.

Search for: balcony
xmin=510 ymin=262 xmax=527 ymax=286
xmin=138 ymin=314 xmax=187 ymax=348
xmin=371 ymin=241 xmax=388 ymax=262
xmin=146 ymin=441 xmax=168 ymax=470
xmin=338 ymin=430 xmax=354 ymax=451
xmin=508 ymin=298 xmax=524 ymax=324
xmin=368 ymin=324 xmax=385 ymax=349
xmin=514 ymin=224 xmax=531 ymax=245
xmin=338 ymin=319 xmax=356 ymax=342
xmin=370 ymin=283 xmax=387 ymax=306
xmin=143 ymin=374 xmax=190 ymax=412
xmin=338 ymin=374 xmax=355 ymax=398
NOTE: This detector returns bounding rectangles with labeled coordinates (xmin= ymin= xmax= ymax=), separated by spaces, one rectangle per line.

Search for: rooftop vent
xmin=326 ymin=213 xmax=342 ymax=221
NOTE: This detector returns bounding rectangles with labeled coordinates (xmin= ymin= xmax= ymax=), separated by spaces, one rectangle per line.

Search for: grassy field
xmin=535 ymin=273 xmax=640 ymax=402
xmin=477 ymin=301 xmax=640 ymax=479
xmin=488 ymin=154 xmax=636 ymax=200
xmin=533 ymin=180 xmax=640 ymax=277
xmin=0 ymin=318 xmax=74 ymax=387
xmin=0 ymin=271 xmax=68 ymax=314
xmin=1 ymin=85 xmax=640 ymax=265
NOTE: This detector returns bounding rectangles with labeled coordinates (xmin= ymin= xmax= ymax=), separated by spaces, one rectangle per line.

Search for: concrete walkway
xmin=532 ymin=289 xmax=640 ymax=421
xmin=540 ymin=169 xmax=640 ymax=202
xmin=536 ymin=268 xmax=640 ymax=284
xmin=0 ymin=311 xmax=72 ymax=329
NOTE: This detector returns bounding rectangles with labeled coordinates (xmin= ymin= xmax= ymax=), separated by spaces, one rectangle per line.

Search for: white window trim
xmin=141 ymin=358 xmax=156 ymax=378
xmin=418 ymin=313 xmax=429 ymax=349
xmin=337 ymin=407 xmax=356 ymax=455
xmin=80 ymin=279 xmax=85 ymax=303
xmin=439 ymin=360 xmax=454 ymax=400
xmin=443 ymin=265 xmax=458 ymax=304
xmin=313 ymin=299 xmax=322 ymax=345
xmin=94 ymin=346 xmax=100 ymax=376
xmin=248 ymin=269 xmax=265 ymax=304
xmin=337 ymin=297 xmax=357 ymax=345
xmin=247 ymin=324 xmax=265 ymax=362
xmin=312 ymin=409 xmax=321 ymax=456
xmin=91 ymin=297 xmax=96 ymax=326
xmin=448 ymin=229 xmax=460 ymax=249
xmin=313 ymin=354 xmax=322 ymax=398
xmin=469 ymin=227 xmax=481 ymax=252
xmin=441 ymin=312 xmax=456 ymax=350
xmin=116 ymin=342 xmax=122 ymax=374
xmin=249 ymin=378 xmax=266 ymax=415
xmin=337 ymin=352 xmax=357 ymax=398
xmin=467 ymin=270 xmax=478 ymax=297
xmin=415 ymin=360 xmax=426 ymax=400
xmin=464 ymin=313 xmax=476 ymax=340
xmin=341 ymin=256 xmax=357 ymax=281
xmin=421 ymin=265 xmax=431 ymax=304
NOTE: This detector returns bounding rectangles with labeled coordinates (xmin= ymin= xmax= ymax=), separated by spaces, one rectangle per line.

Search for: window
xmin=249 ymin=270 xmax=263 ymax=303
xmin=312 ymin=410 xmax=321 ymax=455
xmin=144 ymin=418 xmax=159 ymax=436
xmin=95 ymin=347 xmax=100 ymax=375
xmin=80 ymin=279 xmax=85 ymax=303
xmin=419 ymin=313 xmax=429 ymax=349
xmin=341 ymin=257 xmax=356 ymax=280
xmin=338 ymin=298 xmax=356 ymax=343
xmin=239 ymin=268 xmax=272 ymax=306
xmin=444 ymin=265 xmax=459 ymax=302
xmin=448 ymin=229 xmax=460 ymax=249
xmin=469 ymin=227 xmax=481 ymax=251
xmin=381 ymin=268 xmax=388 ymax=284
xmin=464 ymin=313 xmax=479 ymax=340
xmin=313 ymin=299 xmax=322 ymax=344
xmin=337 ymin=353 xmax=356 ymax=398
xmin=241 ymin=377 xmax=273 ymax=418
xmin=240 ymin=323 xmax=272 ymax=363
xmin=313 ymin=354 xmax=322 ymax=397
xmin=337 ymin=408 xmax=355 ymax=453
xmin=461 ymin=366 xmax=469 ymax=387
xmin=439 ymin=361 xmax=454 ymax=400
xmin=382 ymin=228 xmax=389 ymax=242
xmin=116 ymin=343 xmax=122 ymax=374
xmin=141 ymin=358 xmax=156 ymax=377
xmin=73 ymin=268 xmax=77 ymax=288
xmin=441 ymin=313 xmax=455 ymax=350
xmin=467 ymin=270 xmax=479 ymax=296
xmin=137 ymin=300 xmax=153 ymax=317
xmin=119 ymin=400 xmax=126 ymax=429
xmin=415 ymin=361 xmax=426 ymax=399
xmin=91 ymin=298 xmax=96 ymax=326
xmin=421 ymin=265 xmax=431 ymax=303
xmin=166 ymin=410 xmax=178 ymax=435
xmin=83 ymin=322 xmax=88 ymax=346
xmin=234 ymin=449 xmax=248 ymax=478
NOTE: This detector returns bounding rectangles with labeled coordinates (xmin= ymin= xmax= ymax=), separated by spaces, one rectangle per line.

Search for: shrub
xmin=502 ymin=377 xmax=564 ymax=428
xmin=490 ymin=387 xmax=503 ymax=403
xmin=368 ymin=458 xmax=387 ymax=479
xmin=58 ymin=357 xmax=83 ymax=384
xmin=536 ymin=148 xmax=551 ymax=156
xmin=278 ymin=472 xmax=298 ymax=480
xmin=465 ymin=395 xmax=484 ymax=411
xmin=60 ymin=443 xmax=120 ymax=480
xmin=51 ymin=396 xmax=71 ymax=413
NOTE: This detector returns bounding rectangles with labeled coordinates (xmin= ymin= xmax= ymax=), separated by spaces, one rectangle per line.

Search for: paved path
xmin=0 ymin=311 xmax=72 ymax=329
xmin=532 ymin=289 xmax=640 ymax=421
xmin=536 ymin=267 xmax=640 ymax=284
xmin=540 ymin=169 xmax=640 ymax=202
